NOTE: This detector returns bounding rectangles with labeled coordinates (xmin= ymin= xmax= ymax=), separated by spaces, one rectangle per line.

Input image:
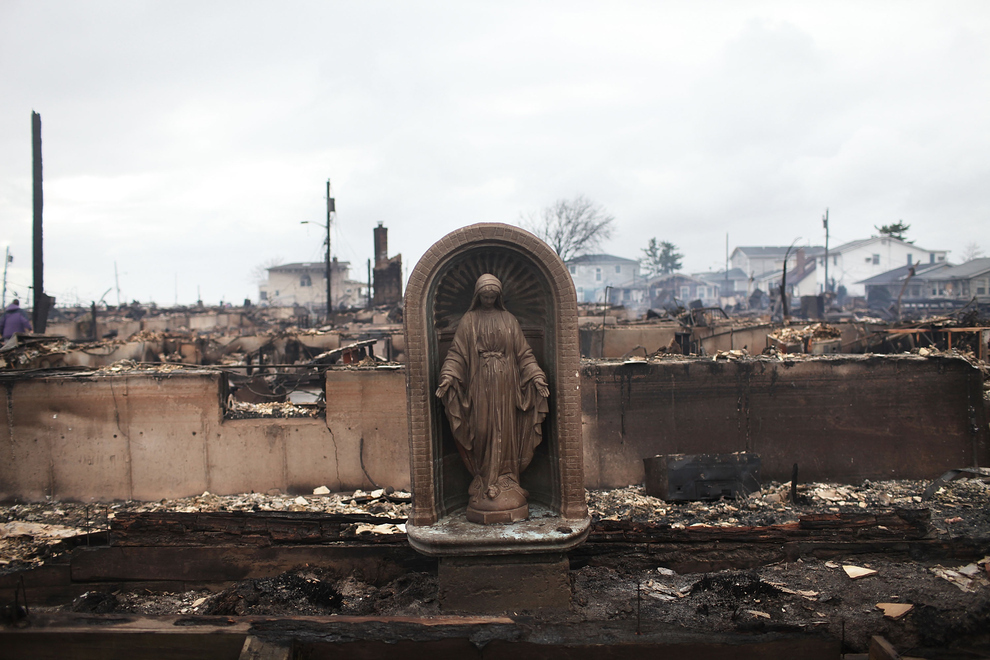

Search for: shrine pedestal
xmin=438 ymin=553 xmax=570 ymax=614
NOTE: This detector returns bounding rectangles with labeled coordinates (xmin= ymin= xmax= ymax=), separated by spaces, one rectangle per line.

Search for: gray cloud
xmin=1 ymin=1 xmax=987 ymax=305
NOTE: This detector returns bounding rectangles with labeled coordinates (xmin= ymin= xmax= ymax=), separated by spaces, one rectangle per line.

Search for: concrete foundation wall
xmin=581 ymin=356 xmax=988 ymax=487
xmin=1 ymin=357 xmax=986 ymax=501
xmin=0 ymin=369 xmax=409 ymax=502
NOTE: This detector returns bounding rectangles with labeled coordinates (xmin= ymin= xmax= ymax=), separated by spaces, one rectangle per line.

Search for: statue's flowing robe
xmin=439 ymin=308 xmax=548 ymax=495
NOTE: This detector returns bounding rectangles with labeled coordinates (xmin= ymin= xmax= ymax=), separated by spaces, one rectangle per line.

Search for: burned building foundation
xmin=0 ymin=355 xmax=986 ymax=502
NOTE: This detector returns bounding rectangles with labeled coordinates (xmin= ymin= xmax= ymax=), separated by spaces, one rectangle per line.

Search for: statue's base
xmin=406 ymin=504 xmax=590 ymax=557
xmin=439 ymin=553 xmax=570 ymax=613
xmin=466 ymin=502 xmax=528 ymax=524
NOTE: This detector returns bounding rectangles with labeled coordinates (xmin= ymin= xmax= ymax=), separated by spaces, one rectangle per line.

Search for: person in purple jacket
xmin=2 ymin=299 xmax=33 ymax=340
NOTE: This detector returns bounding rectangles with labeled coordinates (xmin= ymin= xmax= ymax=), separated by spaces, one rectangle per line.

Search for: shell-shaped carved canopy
xmin=431 ymin=246 xmax=551 ymax=332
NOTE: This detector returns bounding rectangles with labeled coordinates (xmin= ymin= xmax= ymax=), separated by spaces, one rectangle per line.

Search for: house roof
xmin=733 ymin=246 xmax=824 ymax=258
xmin=857 ymin=261 xmax=950 ymax=286
xmin=830 ymin=235 xmax=946 ymax=255
xmin=645 ymin=272 xmax=707 ymax=286
xmin=694 ymin=268 xmax=748 ymax=282
xmin=926 ymin=257 xmax=990 ymax=281
xmin=268 ymin=261 xmax=350 ymax=272
xmin=566 ymin=253 xmax=640 ymax=265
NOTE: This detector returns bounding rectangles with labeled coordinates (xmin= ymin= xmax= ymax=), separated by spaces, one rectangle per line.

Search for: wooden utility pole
xmin=31 ymin=111 xmax=51 ymax=332
xmin=823 ymin=208 xmax=830 ymax=294
xmin=2 ymin=247 xmax=10 ymax=309
xmin=325 ymin=179 xmax=334 ymax=323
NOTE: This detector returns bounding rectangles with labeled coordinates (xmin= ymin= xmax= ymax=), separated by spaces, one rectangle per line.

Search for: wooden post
xmin=32 ymin=111 xmax=45 ymax=331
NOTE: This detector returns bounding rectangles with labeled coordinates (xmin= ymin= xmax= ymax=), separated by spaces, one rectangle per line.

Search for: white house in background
xmin=259 ymin=260 xmax=369 ymax=311
xmin=812 ymin=237 xmax=947 ymax=297
xmin=733 ymin=238 xmax=947 ymax=297
xmin=565 ymin=254 xmax=642 ymax=304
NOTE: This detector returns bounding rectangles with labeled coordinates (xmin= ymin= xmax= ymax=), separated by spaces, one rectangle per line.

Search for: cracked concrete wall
xmin=0 ymin=370 xmax=409 ymax=502
xmin=1 ymin=356 xmax=986 ymax=501
xmin=582 ymin=355 xmax=989 ymax=486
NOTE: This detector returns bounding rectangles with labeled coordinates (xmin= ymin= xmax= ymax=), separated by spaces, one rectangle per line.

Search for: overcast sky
xmin=2 ymin=1 xmax=988 ymax=307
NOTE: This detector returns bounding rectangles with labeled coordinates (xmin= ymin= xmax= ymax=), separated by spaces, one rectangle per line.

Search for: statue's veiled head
xmin=470 ymin=274 xmax=506 ymax=311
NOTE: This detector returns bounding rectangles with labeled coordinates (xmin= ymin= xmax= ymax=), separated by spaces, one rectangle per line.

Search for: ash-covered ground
xmin=3 ymin=478 xmax=989 ymax=656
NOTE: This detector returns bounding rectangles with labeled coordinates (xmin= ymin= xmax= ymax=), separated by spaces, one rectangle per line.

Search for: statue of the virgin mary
xmin=435 ymin=274 xmax=549 ymax=523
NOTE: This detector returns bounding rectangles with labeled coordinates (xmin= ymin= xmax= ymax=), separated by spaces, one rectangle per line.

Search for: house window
xmin=595 ymin=268 xmax=602 ymax=282
xmin=615 ymin=265 xmax=621 ymax=274
xmin=907 ymin=254 xmax=913 ymax=265
xmin=300 ymin=275 xmax=312 ymax=287
xmin=577 ymin=287 xmax=584 ymax=295
xmin=930 ymin=254 xmax=935 ymax=263
xmin=680 ymin=286 xmax=690 ymax=299
xmin=568 ymin=265 xmax=576 ymax=274
xmin=259 ymin=291 xmax=268 ymax=301
xmin=872 ymin=254 xmax=880 ymax=265
xmin=833 ymin=255 xmax=838 ymax=265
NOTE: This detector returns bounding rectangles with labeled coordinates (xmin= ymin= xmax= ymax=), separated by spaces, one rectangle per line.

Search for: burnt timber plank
xmin=70 ymin=544 xmax=434 ymax=584
xmin=589 ymin=509 xmax=931 ymax=544
xmin=111 ymin=510 xmax=407 ymax=546
xmin=110 ymin=508 xmax=929 ymax=548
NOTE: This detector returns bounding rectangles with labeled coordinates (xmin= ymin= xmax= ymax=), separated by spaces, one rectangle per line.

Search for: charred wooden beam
xmin=111 ymin=511 xmax=407 ymax=547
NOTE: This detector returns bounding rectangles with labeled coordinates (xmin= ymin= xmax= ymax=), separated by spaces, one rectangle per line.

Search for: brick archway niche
xmin=404 ymin=223 xmax=589 ymax=559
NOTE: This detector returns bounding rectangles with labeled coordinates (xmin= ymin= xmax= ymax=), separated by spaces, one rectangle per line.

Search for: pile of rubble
xmin=3 ymin=477 xmax=990 ymax=655
xmin=0 ymin=336 xmax=72 ymax=369
xmin=588 ymin=478 xmax=990 ymax=536
xmin=767 ymin=323 xmax=843 ymax=354
xmin=225 ymin=400 xmax=321 ymax=419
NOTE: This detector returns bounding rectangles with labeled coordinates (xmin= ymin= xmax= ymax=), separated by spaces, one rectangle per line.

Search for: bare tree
xmin=961 ymin=242 xmax=985 ymax=262
xmin=251 ymin=257 xmax=284 ymax=284
xmin=521 ymin=195 xmax=615 ymax=261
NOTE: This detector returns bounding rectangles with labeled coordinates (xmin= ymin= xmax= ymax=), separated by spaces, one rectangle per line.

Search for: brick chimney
xmin=374 ymin=221 xmax=388 ymax=268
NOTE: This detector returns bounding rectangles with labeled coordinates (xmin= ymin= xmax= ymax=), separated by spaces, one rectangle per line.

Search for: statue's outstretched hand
xmin=535 ymin=376 xmax=549 ymax=398
xmin=436 ymin=374 xmax=453 ymax=398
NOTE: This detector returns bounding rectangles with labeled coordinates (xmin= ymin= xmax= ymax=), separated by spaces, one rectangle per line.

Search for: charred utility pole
xmin=31 ymin=111 xmax=53 ymax=332
xmin=2 ymin=247 xmax=11 ymax=309
xmin=822 ymin=208 xmax=830 ymax=295
xmin=326 ymin=179 xmax=334 ymax=324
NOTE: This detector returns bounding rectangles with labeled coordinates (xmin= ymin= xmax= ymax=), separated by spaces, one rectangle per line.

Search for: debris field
xmin=3 ymin=477 xmax=989 ymax=655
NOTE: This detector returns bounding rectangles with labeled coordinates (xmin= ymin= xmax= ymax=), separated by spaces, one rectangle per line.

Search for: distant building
xmin=259 ymin=260 xmax=368 ymax=311
xmin=693 ymin=268 xmax=749 ymax=305
xmin=733 ymin=237 xmax=947 ymax=298
xmin=646 ymin=272 xmax=720 ymax=309
xmin=730 ymin=246 xmax=823 ymax=285
xmin=926 ymin=258 xmax=990 ymax=301
xmin=860 ymin=258 xmax=990 ymax=304
xmin=565 ymin=254 xmax=643 ymax=304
